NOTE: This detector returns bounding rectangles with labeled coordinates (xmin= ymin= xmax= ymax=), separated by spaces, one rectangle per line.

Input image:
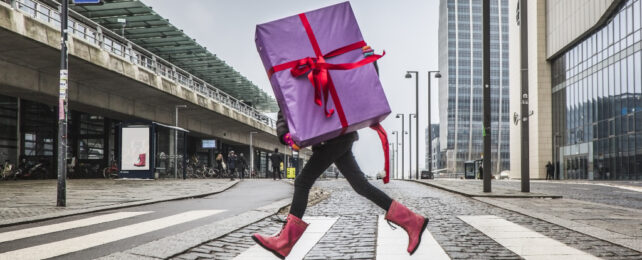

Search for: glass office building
xmin=551 ymin=0 xmax=642 ymax=180
xmin=438 ymin=0 xmax=510 ymax=174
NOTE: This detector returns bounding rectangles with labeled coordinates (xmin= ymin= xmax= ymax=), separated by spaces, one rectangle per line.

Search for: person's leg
xmin=334 ymin=143 xmax=428 ymax=255
xmin=289 ymin=141 xmax=352 ymax=218
xmin=334 ymin=143 xmax=393 ymax=211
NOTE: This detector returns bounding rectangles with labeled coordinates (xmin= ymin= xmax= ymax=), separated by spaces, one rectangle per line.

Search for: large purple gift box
xmin=255 ymin=1 xmax=391 ymax=147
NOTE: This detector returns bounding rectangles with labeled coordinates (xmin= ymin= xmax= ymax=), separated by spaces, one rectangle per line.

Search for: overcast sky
xmin=141 ymin=0 xmax=440 ymax=176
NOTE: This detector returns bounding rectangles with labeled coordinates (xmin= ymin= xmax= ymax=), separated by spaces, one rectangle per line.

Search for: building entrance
xmin=564 ymin=155 xmax=589 ymax=180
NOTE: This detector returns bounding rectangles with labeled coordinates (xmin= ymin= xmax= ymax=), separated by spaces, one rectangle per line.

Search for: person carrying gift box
xmin=251 ymin=45 xmax=430 ymax=259
xmin=253 ymin=3 xmax=430 ymax=258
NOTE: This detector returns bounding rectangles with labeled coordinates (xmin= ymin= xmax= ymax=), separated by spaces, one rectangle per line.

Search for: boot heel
xmin=410 ymin=218 xmax=430 ymax=255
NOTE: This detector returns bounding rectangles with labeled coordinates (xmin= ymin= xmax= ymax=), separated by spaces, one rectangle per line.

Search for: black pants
xmin=272 ymin=166 xmax=281 ymax=180
xmin=289 ymin=138 xmax=393 ymax=218
xmin=239 ymin=167 xmax=245 ymax=179
xmin=229 ymin=168 xmax=236 ymax=180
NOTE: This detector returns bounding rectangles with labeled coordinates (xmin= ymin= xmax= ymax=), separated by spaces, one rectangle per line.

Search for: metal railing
xmin=11 ymin=0 xmax=276 ymax=129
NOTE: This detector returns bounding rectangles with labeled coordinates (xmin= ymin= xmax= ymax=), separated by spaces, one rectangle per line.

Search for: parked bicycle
xmin=102 ymin=159 xmax=119 ymax=179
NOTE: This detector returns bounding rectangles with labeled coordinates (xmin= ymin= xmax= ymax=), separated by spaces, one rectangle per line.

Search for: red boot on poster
xmin=134 ymin=153 xmax=146 ymax=167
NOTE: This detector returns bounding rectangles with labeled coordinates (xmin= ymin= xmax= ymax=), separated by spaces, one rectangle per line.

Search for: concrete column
xmin=15 ymin=97 xmax=20 ymax=163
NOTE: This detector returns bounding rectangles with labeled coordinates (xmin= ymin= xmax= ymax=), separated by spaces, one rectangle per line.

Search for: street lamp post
xmin=395 ymin=114 xmax=405 ymax=179
xmin=405 ymin=71 xmax=419 ymax=180
xmin=389 ymin=143 xmax=395 ymax=179
xmin=392 ymin=131 xmax=399 ymax=179
xmin=427 ymin=71 xmax=441 ymax=179
xmin=174 ymin=105 xmax=187 ymax=179
xmin=409 ymin=113 xmax=416 ymax=179
xmin=250 ymin=131 xmax=258 ymax=179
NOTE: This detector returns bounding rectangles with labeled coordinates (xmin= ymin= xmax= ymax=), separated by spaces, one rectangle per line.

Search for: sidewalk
xmin=411 ymin=179 xmax=562 ymax=198
xmin=0 ymin=179 xmax=238 ymax=227
xmin=411 ymin=179 xmax=642 ymax=253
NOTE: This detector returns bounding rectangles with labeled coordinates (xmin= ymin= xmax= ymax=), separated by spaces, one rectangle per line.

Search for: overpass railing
xmin=8 ymin=0 xmax=276 ymax=129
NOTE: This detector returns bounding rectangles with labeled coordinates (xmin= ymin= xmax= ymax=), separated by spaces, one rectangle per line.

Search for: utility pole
xmin=250 ymin=131 xmax=258 ymax=179
xmin=482 ymin=0 xmax=491 ymax=192
xmin=57 ymin=0 xmax=70 ymax=207
xmin=395 ymin=114 xmax=405 ymax=179
xmin=408 ymin=116 xmax=412 ymax=179
xmin=175 ymin=105 xmax=187 ymax=179
xmin=519 ymin=0 xmax=530 ymax=192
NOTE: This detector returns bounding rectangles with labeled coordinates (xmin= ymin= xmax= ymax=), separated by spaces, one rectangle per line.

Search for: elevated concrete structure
xmin=0 ymin=1 xmax=308 ymax=157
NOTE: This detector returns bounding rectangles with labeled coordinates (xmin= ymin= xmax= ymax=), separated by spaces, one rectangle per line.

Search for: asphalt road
xmin=0 ymin=179 xmax=292 ymax=260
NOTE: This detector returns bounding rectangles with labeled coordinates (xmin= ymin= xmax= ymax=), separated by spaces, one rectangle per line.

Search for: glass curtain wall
xmin=552 ymin=0 xmax=642 ymax=180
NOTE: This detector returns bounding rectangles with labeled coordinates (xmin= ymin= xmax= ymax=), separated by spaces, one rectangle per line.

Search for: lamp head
xmin=405 ymin=72 xmax=412 ymax=78
xmin=435 ymin=72 xmax=442 ymax=78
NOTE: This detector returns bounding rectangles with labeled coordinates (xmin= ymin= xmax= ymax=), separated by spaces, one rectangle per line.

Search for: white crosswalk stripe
xmin=233 ymin=216 xmax=338 ymax=260
xmin=0 ymin=211 xmax=152 ymax=243
xmin=376 ymin=215 xmax=451 ymax=259
xmin=459 ymin=215 xmax=601 ymax=260
xmin=0 ymin=210 xmax=225 ymax=260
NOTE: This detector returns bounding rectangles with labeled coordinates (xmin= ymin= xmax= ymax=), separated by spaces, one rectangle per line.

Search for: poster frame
xmin=118 ymin=123 xmax=156 ymax=179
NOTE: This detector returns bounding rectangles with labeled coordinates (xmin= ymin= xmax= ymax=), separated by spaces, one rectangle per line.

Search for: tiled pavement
xmin=0 ymin=178 xmax=238 ymax=226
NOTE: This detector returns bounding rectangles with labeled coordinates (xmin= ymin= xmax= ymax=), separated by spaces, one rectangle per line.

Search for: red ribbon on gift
xmin=267 ymin=12 xmax=390 ymax=184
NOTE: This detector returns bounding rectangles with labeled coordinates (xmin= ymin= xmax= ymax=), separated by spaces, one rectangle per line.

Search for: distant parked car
xmin=420 ymin=170 xmax=434 ymax=179
xmin=499 ymin=170 xmax=510 ymax=180
xmin=376 ymin=171 xmax=385 ymax=180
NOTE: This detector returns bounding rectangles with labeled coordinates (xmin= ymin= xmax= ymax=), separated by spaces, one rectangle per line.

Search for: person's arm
xmin=362 ymin=46 xmax=379 ymax=75
xmin=276 ymin=110 xmax=289 ymax=145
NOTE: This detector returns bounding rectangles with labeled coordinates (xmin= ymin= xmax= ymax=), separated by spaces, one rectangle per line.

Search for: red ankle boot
xmin=134 ymin=153 xmax=146 ymax=167
xmin=385 ymin=200 xmax=429 ymax=255
xmin=252 ymin=214 xmax=308 ymax=259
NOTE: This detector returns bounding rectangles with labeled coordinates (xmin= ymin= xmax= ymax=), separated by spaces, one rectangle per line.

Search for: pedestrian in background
xmin=546 ymin=161 xmax=553 ymax=180
xmin=270 ymin=148 xmax=282 ymax=180
xmin=238 ymin=153 xmax=247 ymax=179
xmin=215 ymin=153 xmax=225 ymax=178
xmin=227 ymin=151 xmax=237 ymax=180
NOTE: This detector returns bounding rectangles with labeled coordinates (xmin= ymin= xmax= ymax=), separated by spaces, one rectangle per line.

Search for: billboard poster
xmin=121 ymin=126 xmax=150 ymax=171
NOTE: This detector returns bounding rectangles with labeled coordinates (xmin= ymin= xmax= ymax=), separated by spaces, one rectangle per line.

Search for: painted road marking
xmin=376 ymin=215 xmax=450 ymax=259
xmin=234 ymin=216 xmax=338 ymax=260
xmin=459 ymin=215 xmax=600 ymax=259
xmin=0 ymin=211 xmax=152 ymax=243
xmin=0 ymin=210 xmax=224 ymax=260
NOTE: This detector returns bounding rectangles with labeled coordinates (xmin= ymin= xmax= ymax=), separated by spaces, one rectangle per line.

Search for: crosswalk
xmin=0 ymin=210 xmax=224 ymax=260
xmin=0 ymin=211 xmax=605 ymax=260
xmin=233 ymin=217 xmax=338 ymax=260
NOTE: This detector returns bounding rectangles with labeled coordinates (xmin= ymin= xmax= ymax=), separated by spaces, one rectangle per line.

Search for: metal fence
xmin=8 ymin=0 xmax=276 ymax=129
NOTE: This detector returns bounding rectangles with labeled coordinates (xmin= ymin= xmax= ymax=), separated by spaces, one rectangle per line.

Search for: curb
xmin=0 ymin=180 xmax=240 ymax=228
xmin=408 ymin=180 xmax=562 ymax=199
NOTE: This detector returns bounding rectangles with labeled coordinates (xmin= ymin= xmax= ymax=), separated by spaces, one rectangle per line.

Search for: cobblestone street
xmin=173 ymin=179 xmax=642 ymax=259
